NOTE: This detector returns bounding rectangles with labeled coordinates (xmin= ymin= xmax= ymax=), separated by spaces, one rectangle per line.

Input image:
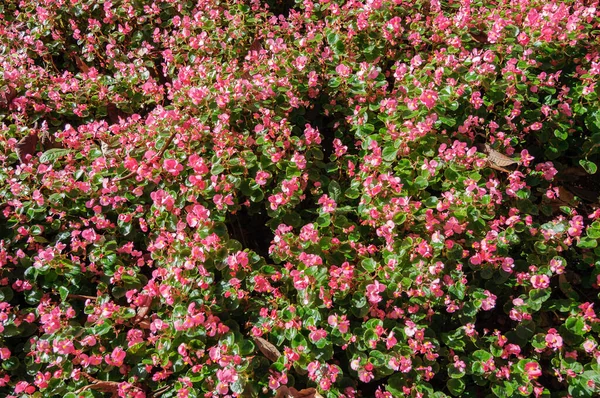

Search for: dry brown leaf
xmin=559 ymin=167 xmax=589 ymax=178
xmin=133 ymin=295 xmax=153 ymax=326
xmin=151 ymin=384 xmax=172 ymax=397
xmin=40 ymin=130 xmax=62 ymax=149
xmin=567 ymin=185 xmax=599 ymax=203
xmin=15 ymin=133 xmax=39 ymax=163
xmin=73 ymin=54 xmax=90 ymax=73
xmin=248 ymin=37 xmax=263 ymax=54
xmin=107 ymin=102 xmax=125 ymax=124
xmin=78 ymin=373 xmax=122 ymax=398
xmin=253 ymin=336 xmax=281 ymax=362
xmin=275 ymin=386 xmax=292 ymax=398
xmin=484 ymin=144 xmax=519 ymax=167
xmin=275 ymin=386 xmax=321 ymax=398
xmin=546 ymin=186 xmax=579 ymax=214
xmin=557 ymin=186 xmax=576 ymax=204
xmin=558 ymin=274 xmax=575 ymax=298
xmin=469 ymin=31 xmax=489 ymax=44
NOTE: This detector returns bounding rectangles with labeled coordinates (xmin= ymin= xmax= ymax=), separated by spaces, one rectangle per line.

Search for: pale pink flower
xmin=545 ymin=328 xmax=563 ymax=350
xmin=255 ymin=170 xmax=270 ymax=185
xmin=530 ymin=274 xmax=550 ymax=289
xmin=419 ymin=89 xmax=438 ymax=109
xmin=335 ymin=64 xmax=351 ymax=77
xmin=366 ymin=280 xmax=386 ymax=304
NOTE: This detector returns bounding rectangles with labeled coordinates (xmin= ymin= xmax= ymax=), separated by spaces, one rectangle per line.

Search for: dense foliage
xmin=1 ymin=0 xmax=600 ymax=397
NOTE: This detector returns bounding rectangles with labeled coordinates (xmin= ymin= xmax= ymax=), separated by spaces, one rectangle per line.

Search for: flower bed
xmin=1 ymin=0 xmax=599 ymax=397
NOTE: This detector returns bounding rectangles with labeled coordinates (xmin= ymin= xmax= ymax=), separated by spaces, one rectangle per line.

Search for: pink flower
xmin=318 ymin=194 xmax=337 ymax=213
xmin=583 ymin=340 xmax=597 ymax=353
xmin=81 ymin=335 xmax=97 ymax=346
xmin=530 ymin=274 xmax=550 ymax=289
xmin=216 ymin=367 xmax=238 ymax=384
xmin=186 ymin=204 xmax=210 ymax=228
xmin=335 ymin=64 xmax=351 ymax=77
xmin=163 ymin=158 xmax=183 ymax=176
xmin=127 ymin=329 xmax=144 ymax=347
xmin=481 ymin=290 xmax=497 ymax=311
xmin=529 ymin=122 xmax=543 ymax=131
xmin=0 ymin=347 xmax=10 ymax=360
xmin=520 ymin=149 xmax=534 ymax=167
xmin=81 ymin=228 xmax=97 ymax=243
xmin=309 ymin=328 xmax=327 ymax=343
xmin=535 ymin=161 xmax=558 ymax=181
xmin=255 ymin=170 xmax=270 ymax=185
xmin=358 ymin=363 xmax=374 ymax=383
xmin=106 ymin=347 xmax=126 ymax=367
xmin=545 ymin=328 xmax=563 ymax=350
xmin=366 ymin=280 xmax=386 ymax=304
xmin=14 ymin=381 xmax=35 ymax=394
xmin=419 ymin=89 xmax=438 ymax=109
xmin=524 ymin=362 xmax=542 ymax=379
xmin=304 ymin=124 xmax=322 ymax=145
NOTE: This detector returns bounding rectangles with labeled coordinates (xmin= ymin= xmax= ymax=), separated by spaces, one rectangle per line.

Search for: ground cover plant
xmin=1 ymin=0 xmax=600 ymax=396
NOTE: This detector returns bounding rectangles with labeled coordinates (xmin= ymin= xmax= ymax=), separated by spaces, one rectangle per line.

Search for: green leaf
xmin=564 ymin=316 xmax=586 ymax=335
xmin=554 ymin=129 xmax=568 ymax=140
xmin=0 ymin=287 xmax=14 ymax=302
xmin=1 ymin=356 xmax=19 ymax=371
xmin=414 ymin=176 xmax=429 ymax=189
xmin=382 ymin=146 xmax=398 ymax=162
xmin=445 ymin=167 xmax=459 ymax=181
xmin=492 ymin=381 xmax=515 ymax=397
xmin=238 ymin=339 xmax=255 ymax=356
xmin=472 ymin=350 xmax=493 ymax=362
xmin=59 ymin=286 xmax=69 ymax=301
xmin=345 ymin=187 xmax=360 ymax=199
xmin=516 ymin=320 xmax=536 ymax=339
xmin=211 ymin=161 xmax=225 ymax=175
xmin=587 ymin=222 xmax=600 ymax=239
xmin=361 ymin=258 xmax=377 ymax=272
xmin=328 ymin=77 xmax=341 ymax=88
xmin=578 ymin=236 xmax=598 ymax=249
xmin=579 ymin=159 xmax=597 ymax=174
xmin=447 ymin=378 xmax=465 ymax=396
xmin=328 ymin=180 xmax=342 ymax=202
xmin=39 ymin=148 xmax=73 ymax=164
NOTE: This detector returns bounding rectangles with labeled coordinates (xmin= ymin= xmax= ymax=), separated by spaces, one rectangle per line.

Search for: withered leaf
xmin=469 ymin=31 xmax=489 ymax=44
xmin=15 ymin=133 xmax=39 ymax=163
xmin=151 ymin=384 xmax=172 ymax=397
xmin=133 ymin=295 xmax=153 ymax=326
xmin=40 ymin=130 xmax=62 ymax=149
xmin=248 ymin=37 xmax=263 ymax=54
xmin=78 ymin=373 xmax=122 ymax=398
xmin=484 ymin=144 xmax=519 ymax=167
xmin=566 ymin=185 xmax=599 ymax=203
xmin=253 ymin=336 xmax=281 ymax=362
xmin=558 ymin=274 xmax=576 ymax=299
xmin=106 ymin=102 xmax=127 ymax=124
xmin=73 ymin=54 xmax=90 ymax=73
xmin=559 ymin=167 xmax=589 ymax=178
xmin=0 ymin=86 xmax=17 ymax=109
xmin=275 ymin=386 xmax=322 ymax=398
